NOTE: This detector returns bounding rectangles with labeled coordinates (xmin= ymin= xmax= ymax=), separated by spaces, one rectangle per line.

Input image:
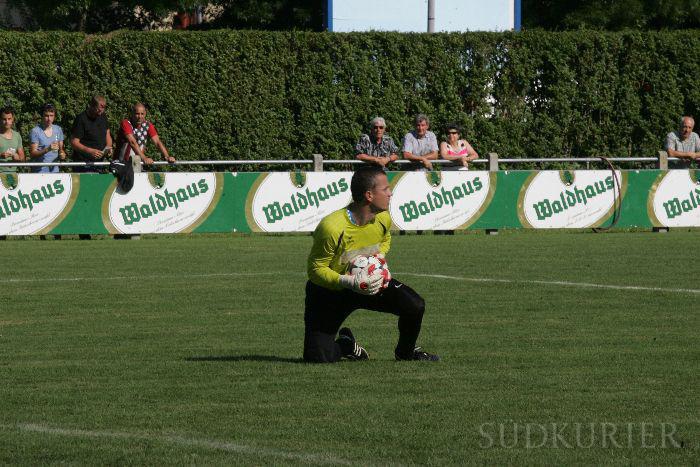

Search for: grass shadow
xmin=185 ymin=355 xmax=305 ymax=364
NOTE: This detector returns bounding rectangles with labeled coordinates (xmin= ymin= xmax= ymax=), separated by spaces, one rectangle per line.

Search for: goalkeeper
xmin=304 ymin=165 xmax=439 ymax=363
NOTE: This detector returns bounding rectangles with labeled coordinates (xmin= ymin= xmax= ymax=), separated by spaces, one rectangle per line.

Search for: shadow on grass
xmin=185 ymin=355 xmax=305 ymax=364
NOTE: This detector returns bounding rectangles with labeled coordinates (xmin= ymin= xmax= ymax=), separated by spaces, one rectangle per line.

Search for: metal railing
xmin=0 ymin=159 xmax=313 ymax=168
xmin=0 ymin=151 xmax=680 ymax=171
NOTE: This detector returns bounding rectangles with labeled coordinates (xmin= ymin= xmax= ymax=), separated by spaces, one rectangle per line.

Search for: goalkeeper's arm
xmin=307 ymin=222 xmax=344 ymax=290
xmin=308 ymin=264 xmax=343 ymax=290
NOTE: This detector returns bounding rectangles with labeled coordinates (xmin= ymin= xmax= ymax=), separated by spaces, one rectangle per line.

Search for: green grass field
xmin=1 ymin=231 xmax=698 ymax=465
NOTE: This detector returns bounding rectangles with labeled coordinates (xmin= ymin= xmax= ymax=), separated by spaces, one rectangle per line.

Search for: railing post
xmin=489 ymin=152 xmax=499 ymax=172
xmin=655 ymin=151 xmax=669 ymax=232
xmin=486 ymin=152 xmax=500 ymax=235
xmin=132 ymin=155 xmax=142 ymax=173
xmin=658 ymin=150 xmax=668 ymax=170
xmin=313 ymin=154 xmax=324 ymax=172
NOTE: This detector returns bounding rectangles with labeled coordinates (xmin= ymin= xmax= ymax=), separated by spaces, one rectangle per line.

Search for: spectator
xmin=0 ymin=107 xmax=26 ymax=173
xmin=29 ymin=103 xmax=66 ymax=173
xmin=665 ymin=115 xmax=700 ymax=164
xmin=115 ymin=103 xmax=175 ymax=167
xmin=355 ymin=116 xmax=398 ymax=168
xmin=71 ymin=95 xmax=112 ymax=172
xmin=439 ymin=123 xmax=479 ymax=170
xmin=402 ymin=113 xmax=438 ymax=171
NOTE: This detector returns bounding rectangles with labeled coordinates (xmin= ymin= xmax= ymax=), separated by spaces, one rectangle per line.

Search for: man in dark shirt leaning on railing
xmin=71 ymin=95 xmax=113 ymax=172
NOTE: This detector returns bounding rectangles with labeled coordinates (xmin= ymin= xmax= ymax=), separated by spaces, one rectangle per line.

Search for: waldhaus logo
xmin=290 ymin=171 xmax=306 ymax=188
xmin=561 ymin=170 xmax=574 ymax=186
xmin=1 ymin=173 xmax=18 ymax=190
xmin=398 ymin=177 xmax=483 ymax=222
xmin=661 ymin=187 xmax=700 ymax=219
xmin=261 ymin=178 xmax=349 ymax=224
xmin=148 ymin=172 xmax=165 ymax=189
xmin=117 ymin=178 xmax=209 ymax=225
xmin=426 ymin=170 xmax=442 ymax=187
xmin=688 ymin=169 xmax=700 ymax=185
xmin=0 ymin=179 xmax=65 ymax=220
xmin=532 ymin=176 xmax=614 ymax=220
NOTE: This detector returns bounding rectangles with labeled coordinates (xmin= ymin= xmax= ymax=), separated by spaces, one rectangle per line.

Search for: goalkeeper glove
xmin=339 ymin=270 xmax=383 ymax=295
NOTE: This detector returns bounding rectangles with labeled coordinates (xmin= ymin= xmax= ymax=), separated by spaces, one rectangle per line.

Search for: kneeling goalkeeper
xmin=303 ymin=165 xmax=439 ymax=363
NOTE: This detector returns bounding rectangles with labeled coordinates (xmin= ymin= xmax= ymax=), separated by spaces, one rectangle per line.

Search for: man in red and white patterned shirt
xmin=115 ymin=103 xmax=175 ymax=166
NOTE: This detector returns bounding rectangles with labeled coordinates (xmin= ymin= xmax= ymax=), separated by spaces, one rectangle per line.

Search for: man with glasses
xmin=402 ymin=113 xmax=438 ymax=171
xmin=71 ymin=95 xmax=112 ymax=172
xmin=355 ymin=116 xmax=399 ymax=169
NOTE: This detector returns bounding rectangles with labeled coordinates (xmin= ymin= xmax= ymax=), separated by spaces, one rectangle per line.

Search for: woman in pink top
xmin=439 ymin=123 xmax=479 ymax=170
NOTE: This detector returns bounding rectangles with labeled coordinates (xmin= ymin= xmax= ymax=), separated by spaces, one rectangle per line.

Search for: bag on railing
xmin=109 ymin=158 xmax=134 ymax=193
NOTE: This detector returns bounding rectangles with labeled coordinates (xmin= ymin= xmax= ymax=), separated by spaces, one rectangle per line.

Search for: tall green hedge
xmin=0 ymin=30 xmax=697 ymax=164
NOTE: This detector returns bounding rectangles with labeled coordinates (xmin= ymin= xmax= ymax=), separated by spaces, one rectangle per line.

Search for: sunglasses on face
xmin=374 ymin=126 xmax=385 ymax=129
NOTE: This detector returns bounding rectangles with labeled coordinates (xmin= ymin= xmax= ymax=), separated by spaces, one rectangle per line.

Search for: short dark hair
xmin=1 ymin=106 xmax=15 ymax=117
xmin=444 ymin=122 xmax=461 ymax=134
xmin=40 ymin=103 xmax=56 ymax=114
xmin=351 ymin=166 xmax=385 ymax=203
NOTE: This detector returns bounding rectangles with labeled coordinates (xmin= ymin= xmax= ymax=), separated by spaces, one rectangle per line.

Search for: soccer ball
xmin=347 ymin=254 xmax=391 ymax=289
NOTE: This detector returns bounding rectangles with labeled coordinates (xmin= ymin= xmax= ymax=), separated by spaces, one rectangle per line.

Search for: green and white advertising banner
xmin=648 ymin=170 xmax=700 ymax=227
xmin=0 ymin=173 xmax=77 ymax=235
xmin=245 ymin=172 xmax=351 ymax=232
xmin=103 ymin=173 xmax=222 ymax=234
xmin=1 ymin=169 xmax=698 ymax=235
xmin=517 ymin=170 xmax=625 ymax=228
xmin=389 ymin=171 xmax=495 ymax=230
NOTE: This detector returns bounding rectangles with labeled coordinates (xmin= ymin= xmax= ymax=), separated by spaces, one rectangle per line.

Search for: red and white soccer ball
xmin=347 ymin=254 xmax=391 ymax=289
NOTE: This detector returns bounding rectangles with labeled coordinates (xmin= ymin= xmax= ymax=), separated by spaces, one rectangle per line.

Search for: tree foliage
xmin=2 ymin=0 xmax=323 ymax=32
xmin=212 ymin=0 xmax=322 ymax=31
xmin=523 ymin=0 xmax=700 ymax=30
xmin=8 ymin=0 xmax=700 ymax=32
xmin=3 ymin=0 xmax=193 ymax=31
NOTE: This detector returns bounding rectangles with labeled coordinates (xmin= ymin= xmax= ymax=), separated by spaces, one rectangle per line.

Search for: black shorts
xmin=303 ymin=279 xmax=425 ymax=363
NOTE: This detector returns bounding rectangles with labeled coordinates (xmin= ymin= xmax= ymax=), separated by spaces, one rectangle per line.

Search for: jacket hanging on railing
xmin=109 ymin=158 xmax=134 ymax=193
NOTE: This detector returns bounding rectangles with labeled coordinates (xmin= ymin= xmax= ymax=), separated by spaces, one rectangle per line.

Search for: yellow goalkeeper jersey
xmin=307 ymin=207 xmax=392 ymax=290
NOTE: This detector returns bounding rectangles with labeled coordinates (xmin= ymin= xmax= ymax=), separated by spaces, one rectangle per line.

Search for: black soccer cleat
xmin=395 ymin=346 xmax=440 ymax=362
xmin=336 ymin=327 xmax=369 ymax=361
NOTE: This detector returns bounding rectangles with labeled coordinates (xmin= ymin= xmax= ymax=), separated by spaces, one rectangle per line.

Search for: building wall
xmin=328 ymin=0 xmax=520 ymax=32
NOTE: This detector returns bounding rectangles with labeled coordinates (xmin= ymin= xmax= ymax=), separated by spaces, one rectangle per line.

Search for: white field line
xmin=1 ymin=423 xmax=352 ymax=465
xmin=7 ymin=270 xmax=700 ymax=295
xmin=6 ymin=272 xmax=282 ymax=283
xmin=401 ymin=273 xmax=700 ymax=295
